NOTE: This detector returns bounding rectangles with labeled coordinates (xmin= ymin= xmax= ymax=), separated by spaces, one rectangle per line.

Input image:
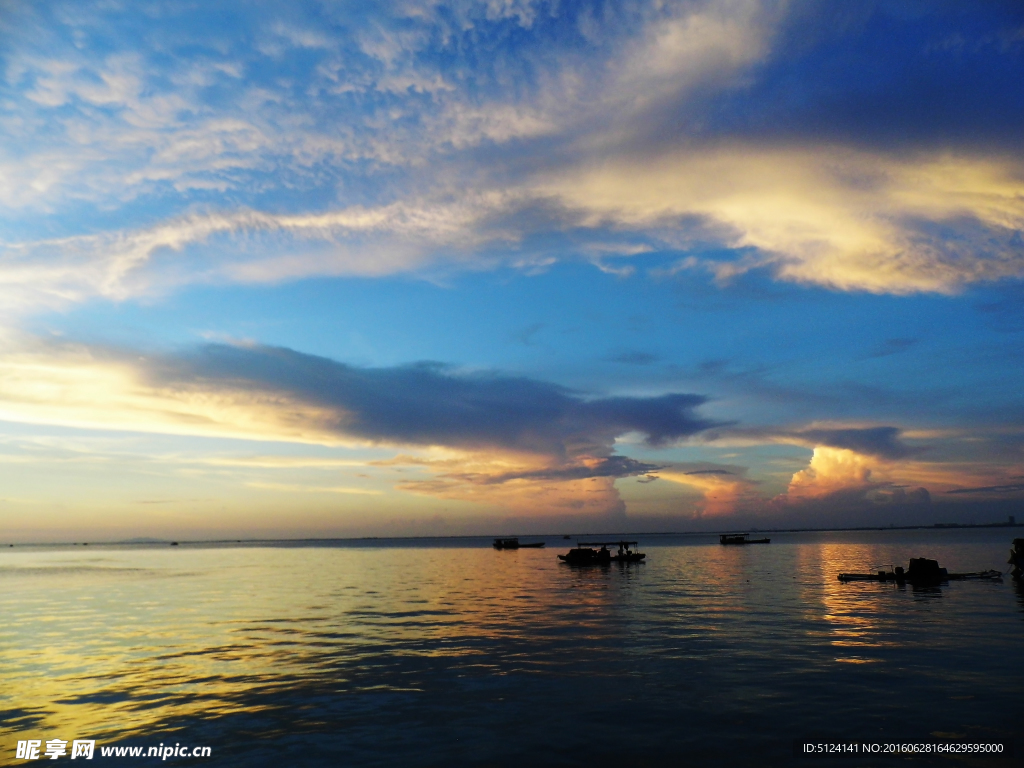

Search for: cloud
xmin=391 ymin=453 xmax=662 ymax=516
xmin=459 ymin=455 xmax=662 ymax=484
xmin=540 ymin=146 xmax=1024 ymax=295
xmin=861 ymin=338 xmax=918 ymax=359
xmin=662 ymin=474 xmax=755 ymax=517
xmin=0 ymin=336 xmax=721 ymax=515
xmin=721 ymin=424 xmax=920 ymax=460
xmin=607 ymin=351 xmax=660 ymax=366
xmin=0 ymin=198 xmax=508 ymax=310
xmin=788 ymin=426 xmax=919 ymax=460
xmin=654 ymin=461 xmax=758 ymax=517
xmin=945 ymin=482 xmax=1024 ymax=496
xmin=771 ymin=446 xmax=940 ymax=521
xmin=246 ymin=482 xmax=382 ymax=495
xmin=0 ymin=0 xmax=789 ymax=311
xmin=3 ymin=0 xmax=1021 ymax=316
xmin=9 ymin=141 xmax=1020 ymax=314
xmin=0 ymin=338 xmax=721 ymax=453
xmin=784 ymin=447 xmax=877 ymax=500
xmin=145 ymin=343 xmax=721 ymax=455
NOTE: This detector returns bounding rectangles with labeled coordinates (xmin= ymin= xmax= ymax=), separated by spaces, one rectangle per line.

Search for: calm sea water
xmin=2 ymin=529 xmax=1022 ymax=766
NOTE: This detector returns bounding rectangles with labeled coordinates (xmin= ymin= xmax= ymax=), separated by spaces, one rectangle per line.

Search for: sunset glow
xmin=1 ymin=0 xmax=1022 ymax=540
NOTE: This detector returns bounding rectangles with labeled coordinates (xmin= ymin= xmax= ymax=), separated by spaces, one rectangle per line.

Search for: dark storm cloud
xmin=793 ymin=426 xmax=919 ymax=459
xmin=146 ymin=344 xmax=721 ymax=456
xmin=728 ymin=425 xmax=920 ymax=459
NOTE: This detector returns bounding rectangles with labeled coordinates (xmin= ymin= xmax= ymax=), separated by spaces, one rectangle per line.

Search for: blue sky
xmin=1 ymin=0 xmax=1022 ymax=540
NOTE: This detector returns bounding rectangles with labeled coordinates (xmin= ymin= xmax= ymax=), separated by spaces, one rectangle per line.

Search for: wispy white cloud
xmin=1 ymin=0 xmax=1021 ymax=315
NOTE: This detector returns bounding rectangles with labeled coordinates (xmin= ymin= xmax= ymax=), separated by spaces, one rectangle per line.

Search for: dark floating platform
xmin=720 ymin=534 xmax=770 ymax=545
xmin=493 ymin=538 xmax=545 ymax=549
xmin=839 ymin=557 xmax=1002 ymax=584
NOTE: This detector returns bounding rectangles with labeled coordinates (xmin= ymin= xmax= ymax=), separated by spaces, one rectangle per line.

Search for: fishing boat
xmin=558 ymin=540 xmax=645 ymax=565
xmin=493 ymin=537 xmax=545 ymax=549
xmin=838 ymin=557 xmax=1002 ymax=584
xmin=719 ymin=533 xmax=770 ymax=545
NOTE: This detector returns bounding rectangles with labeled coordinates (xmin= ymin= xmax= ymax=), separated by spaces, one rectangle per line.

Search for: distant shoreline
xmin=3 ymin=521 xmax=1020 ymax=548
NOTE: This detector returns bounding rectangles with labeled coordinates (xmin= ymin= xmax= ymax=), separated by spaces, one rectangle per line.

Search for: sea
xmin=1 ymin=528 xmax=1021 ymax=767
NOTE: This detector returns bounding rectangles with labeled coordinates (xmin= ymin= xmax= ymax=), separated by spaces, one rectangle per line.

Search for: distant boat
xmin=838 ymin=557 xmax=1001 ymax=584
xmin=493 ymin=538 xmax=545 ymax=549
xmin=720 ymin=533 xmax=770 ymax=545
xmin=558 ymin=540 xmax=646 ymax=565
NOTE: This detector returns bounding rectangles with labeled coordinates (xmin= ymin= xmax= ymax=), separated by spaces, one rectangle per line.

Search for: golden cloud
xmin=541 ymin=146 xmax=1024 ymax=294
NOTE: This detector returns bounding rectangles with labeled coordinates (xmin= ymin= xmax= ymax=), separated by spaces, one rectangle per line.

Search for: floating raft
xmin=720 ymin=534 xmax=770 ymax=545
xmin=493 ymin=538 xmax=545 ymax=549
xmin=838 ymin=570 xmax=1003 ymax=582
xmin=839 ymin=557 xmax=1002 ymax=584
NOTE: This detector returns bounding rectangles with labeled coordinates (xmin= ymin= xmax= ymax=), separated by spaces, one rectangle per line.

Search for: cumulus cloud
xmin=655 ymin=462 xmax=758 ymax=517
xmin=784 ymin=447 xmax=877 ymax=500
xmin=770 ymin=446 xmax=936 ymax=523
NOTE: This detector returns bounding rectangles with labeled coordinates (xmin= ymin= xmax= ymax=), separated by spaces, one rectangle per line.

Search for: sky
xmin=1 ymin=0 xmax=1022 ymax=541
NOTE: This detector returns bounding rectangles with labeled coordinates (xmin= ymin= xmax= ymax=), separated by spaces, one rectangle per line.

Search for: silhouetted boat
xmin=610 ymin=540 xmax=646 ymax=563
xmin=720 ymin=533 xmax=770 ymax=545
xmin=1009 ymin=538 xmax=1024 ymax=580
xmin=493 ymin=538 xmax=545 ymax=549
xmin=838 ymin=557 xmax=1002 ymax=584
xmin=558 ymin=540 xmax=645 ymax=565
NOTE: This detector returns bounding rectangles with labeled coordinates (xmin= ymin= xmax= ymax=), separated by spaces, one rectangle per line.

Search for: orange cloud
xmin=785 ymin=447 xmax=878 ymax=500
xmin=657 ymin=468 xmax=757 ymax=517
xmin=387 ymin=450 xmax=636 ymax=516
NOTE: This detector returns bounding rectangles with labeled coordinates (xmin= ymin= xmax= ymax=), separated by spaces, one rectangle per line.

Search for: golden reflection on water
xmin=0 ymin=532 xmax=1019 ymax=753
xmin=814 ymin=541 xmax=900 ymax=664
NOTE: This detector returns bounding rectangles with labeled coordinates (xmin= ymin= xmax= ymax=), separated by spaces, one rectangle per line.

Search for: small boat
xmin=558 ymin=541 xmax=646 ymax=565
xmin=838 ymin=557 xmax=1002 ymax=584
xmin=493 ymin=538 xmax=545 ymax=549
xmin=719 ymin=533 xmax=770 ymax=545
xmin=1009 ymin=538 xmax=1023 ymax=580
xmin=558 ymin=544 xmax=611 ymax=565
xmin=611 ymin=540 xmax=646 ymax=563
